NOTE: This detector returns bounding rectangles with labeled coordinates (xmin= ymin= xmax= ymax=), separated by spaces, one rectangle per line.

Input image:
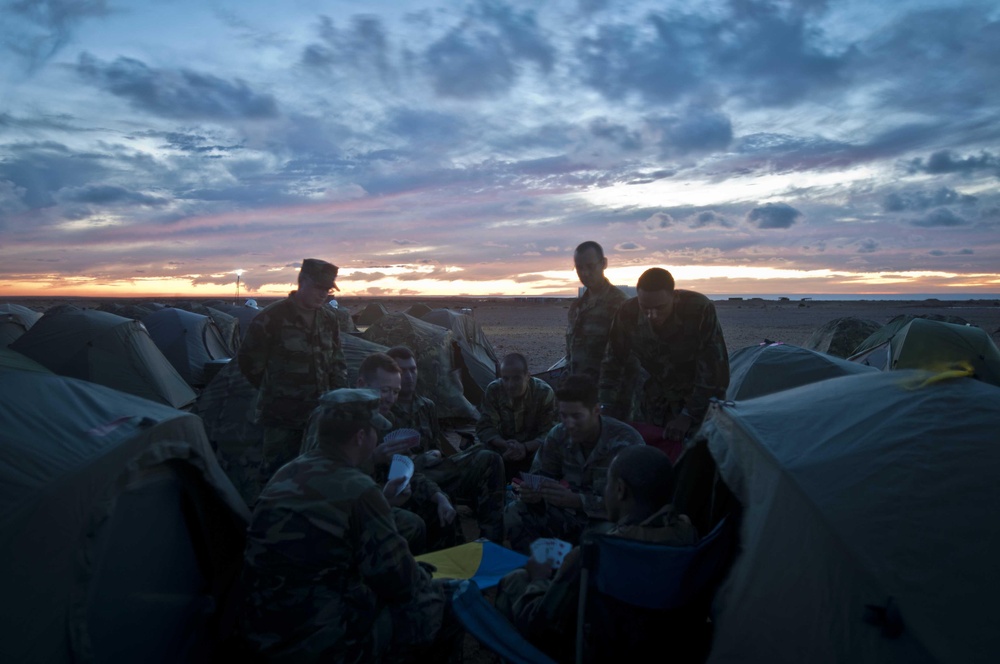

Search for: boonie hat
xmin=300 ymin=258 xmax=339 ymax=291
xmin=315 ymin=388 xmax=391 ymax=431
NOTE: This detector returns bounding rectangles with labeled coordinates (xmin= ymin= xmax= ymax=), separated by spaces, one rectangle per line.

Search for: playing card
xmin=387 ymin=454 xmax=415 ymax=496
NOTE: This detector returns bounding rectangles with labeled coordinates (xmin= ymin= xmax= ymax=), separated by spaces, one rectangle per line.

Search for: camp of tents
xmin=3 ymin=298 xmax=1000 ymax=661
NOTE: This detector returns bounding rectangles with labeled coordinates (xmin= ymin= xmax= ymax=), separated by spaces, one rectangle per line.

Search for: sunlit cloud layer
xmin=1 ymin=0 xmax=998 ymax=298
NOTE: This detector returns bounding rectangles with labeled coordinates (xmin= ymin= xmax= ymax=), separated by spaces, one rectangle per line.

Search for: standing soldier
xmin=238 ymin=258 xmax=348 ymax=491
xmin=599 ymin=267 xmax=729 ymax=442
xmin=566 ymin=241 xmax=629 ymax=381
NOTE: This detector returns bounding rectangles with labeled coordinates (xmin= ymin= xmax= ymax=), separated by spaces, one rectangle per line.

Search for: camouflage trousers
xmin=259 ymin=426 xmax=304 ymax=492
xmin=212 ymin=436 xmax=264 ymax=508
xmin=416 ymin=445 xmax=505 ymax=543
xmin=393 ymin=507 xmax=427 ymax=555
xmin=401 ymin=494 xmax=465 ymax=554
xmin=505 ymin=500 xmax=594 ymax=554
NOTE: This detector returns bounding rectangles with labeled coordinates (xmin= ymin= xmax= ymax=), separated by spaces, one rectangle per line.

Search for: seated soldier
xmin=301 ymin=352 xmax=461 ymax=553
xmin=495 ymin=445 xmax=697 ymax=661
xmin=504 ymin=373 xmax=644 ymax=553
xmin=386 ymin=346 xmax=505 ymax=543
xmin=240 ymin=388 xmax=460 ymax=662
xmin=476 ymin=352 xmax=558 ymax=482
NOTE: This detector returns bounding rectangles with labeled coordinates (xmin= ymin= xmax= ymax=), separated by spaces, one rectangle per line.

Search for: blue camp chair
xmin=575 ymin=514 xmax=738 ymax=663
xmin=453 ymin=514 xmax=738 ymax=664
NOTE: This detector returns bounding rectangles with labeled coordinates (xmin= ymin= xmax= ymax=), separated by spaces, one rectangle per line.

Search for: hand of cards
xmin=530 ymin=538 xmax=573 ymax=568
xmin=387 ymin=454 xmax=414 ymax=496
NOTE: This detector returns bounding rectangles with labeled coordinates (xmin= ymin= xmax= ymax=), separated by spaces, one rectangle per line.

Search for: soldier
xmin=566 ymin=241 xmax=629 ymax=381
xmin=476 ymin=352 xmax=558 ymax=482
xmin=237 ymin=258 xmax=347 ymax=491
xmin=495 ymin=445 xmax=697 ymax=661
xmin=386 ymin=345 xmax=505 ymax=543
xmin=504 ymin=374 xmax=644 ymax=553
xmin=239 ymin=389 xmax=459 ymax=662
xmin=599 ymin=267 xmax=729 ymax=442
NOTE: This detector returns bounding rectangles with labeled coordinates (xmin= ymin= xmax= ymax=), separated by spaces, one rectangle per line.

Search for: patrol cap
xmin=300 ymin=258 xmax=339 ymax=291
xmin=315 ymin=388 xmax=391 ymax=431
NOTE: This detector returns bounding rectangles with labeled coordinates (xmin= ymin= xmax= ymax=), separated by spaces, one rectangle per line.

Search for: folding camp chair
xmin=575 ymin=513 xmax=739 ymax=664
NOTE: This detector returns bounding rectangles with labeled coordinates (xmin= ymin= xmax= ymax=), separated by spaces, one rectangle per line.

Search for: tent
xmin=0 ymin=370 xmax=251 ymax=663
xmin=700 ymin=370 xmax=1000 ymax=663
xmin=0 ymin=303 xmax=42 ymax=346
xmin=211 ymin=302 xmax=261 ymax=342
xmin=11 ymin=309 xmax=196 ymax=409
xmin=803 ymin=316 xmax=882 ymax=358
xmin=405 ymin=302 xmax=433 ymax=319
xmin=0 ymin=346 xmax=51 ymax=374
xmin=848 ymin=317 xmax=1000 ymax=387
xmin=362 ymin=313 xmax=479 ymax=420
xmin=420 ymin=308 xmax=500 ymax=405
xmin=355 ymin=301 xmax=389 ymax=326
xmin=727 ymin=342 xmax=878 ymax=400
xmin=143 ymin=308 xmax=233 ymax=386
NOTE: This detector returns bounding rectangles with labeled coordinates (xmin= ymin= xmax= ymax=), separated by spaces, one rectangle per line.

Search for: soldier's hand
xmin=540 ymin=482 xmax=583 ymax=509
xmin=517 ymin=485 xmax=543 ymax=504
xmin=525 ymin=556 xmax=555 ymax=582
xmin=383 ymin=477 xmax=412 ymax=507
xmin=663 ymin=413 xmax=693 ymax=442
xmin=373 ymin=437 xmax=416 ymax=465
xmin=433 ymin=492 xmax=457 ymax=526
xmin=421 ymin=449 xmax=444 ymax=467
xmin=503 ymin=440 xmax=527 ymax=461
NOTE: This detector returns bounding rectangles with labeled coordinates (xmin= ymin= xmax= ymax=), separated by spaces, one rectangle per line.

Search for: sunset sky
xmin=1 ymin=0 xmax=998 ymax=298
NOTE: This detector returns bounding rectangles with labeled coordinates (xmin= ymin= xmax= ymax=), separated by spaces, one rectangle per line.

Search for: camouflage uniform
xmin=599 ymin=290 xmax=729 ymax=426
xmin=496 ymin=505 xmax=697 ymax=661
xmin=566 ymin=277 xmax=629 ymax=381
xmin=476 ymin=376 xmax=559 ymax=481
xmin=505 ymin=416 xmax=644 ymax=553
xmin=393 ymin=395 xmax=505 ymax=542
xmin=238 ymin=294 xmax=347 ymax=486
xmin=239 ymin=390 xmax=457 ymax=663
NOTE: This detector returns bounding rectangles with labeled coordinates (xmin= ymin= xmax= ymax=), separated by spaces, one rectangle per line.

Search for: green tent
xmin=702 ymin=370 xmax=1000 ymax=663
xmin=0 ymin=303 xmax=42 ymax=346
xmin=143 ymin=307 xmax=233 ymax=386
xmin=848 ymin=317 xmax=1000 ymax=386
xmin=727 ymin=342 xmax=877 ymax=400
xmin=0 ymin=371 xmax=250 ymax=663
xmin=420 ymin=308 xmax=500 ymax=406
xmin=11 ymin=309 xmax=196 ymax=408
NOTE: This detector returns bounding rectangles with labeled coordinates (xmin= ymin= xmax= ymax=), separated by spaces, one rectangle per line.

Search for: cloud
xmin=689 ymin=210 xmax=731 ymax=228
xmin=55 ymin=184 xmax=167 ymax=206
xmin=746 ymin=202 xmax=802 ymax=229
xmin=910 ymin=150 xmax=1000 ymax=177
xmin=882 ymin=186 xmax=978 ymax=212
xmin=856 ymin=238 xmax=878 ymax=253
xmin=911 ymin=207 xmax=968 ymax=227
xmin=640 ymin=212 xmax=674 ymax=231
xmin=615 ymin=241 xmax=644 ymax=251
xmin=392 ymin=239 xmax=416 ymax=246
xmin=301 ymin=15 xmax=394 ymax=83
xmin=423 ymin=5 xmax=553 ymax=99
xmin=75 ymin=53 xmax=279 ymax=120
xmin=3 ymin=0 xmax=110 ymax=68
xmin=648 ymin=107 xmax=733 ymax=157
xmin=588 ymin=118 xmax=641 ymax=151
xmin=928 ymin=249 xmax=946 ymax=256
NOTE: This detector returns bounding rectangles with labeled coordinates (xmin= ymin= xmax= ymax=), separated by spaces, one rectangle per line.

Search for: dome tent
xmin=0 ymin=303 xmax=42 ymax=346
xmin=848 ymin=317 xmax=1000 ymax=387
xmin=11 ymin=309 xmax=196 ymax=409
xmin=0 ymin=370 xmax=250 ymax=663
xmin=419 ymin=308 xmax=500 ymax=406
xmin=701 ymin=370 xmax=1000 ymax=663
xmin=727 ymin=341 xmax=877 ymax=400
xmin=143 ymin=307 xmax=233 ymax=386
xmin=802 ymin=316 xmax=882 ymax=358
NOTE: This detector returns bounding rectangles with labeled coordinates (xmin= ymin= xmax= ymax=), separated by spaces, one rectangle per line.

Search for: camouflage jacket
xmin=530 ymin=416 xmax=644 ymax=518
xmin=476 ymin=377 xmax=557 ymax=446
xmin=566 ymin=277 xmax=629 ymax=381
xmin=240 ymin=451 xmax=444 ymax=661
xmin=390 ymin=395 xmax=446 ymax=453
xmin=599 ymin=290 xmax=729 ymax=424
xmin=238 ymin=294 xmax=348 ymax=428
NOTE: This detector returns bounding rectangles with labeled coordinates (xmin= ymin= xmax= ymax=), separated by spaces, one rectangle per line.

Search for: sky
xmin=1 ymin=0 xmax=999 ymax=299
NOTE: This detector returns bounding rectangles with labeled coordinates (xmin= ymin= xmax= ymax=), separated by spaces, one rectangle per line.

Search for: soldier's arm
xmin=687 ymin=302 xmax=730 ymax=422
xmin=328 ymin=321 xmax=349 ymax=390
xmin=529 ymin=427 xmax=563 ymax=478
xmin=475 ymin=383 xmax=505 ymax=447
xmin=356 ymin=485 xmax=427 ymax=604
xmin=598 ymin=308 xmax=631 ymax=418
xmin=525 ymin=381 xmax=557 ymax=453
xmin=237 ymin=313 xmax=270 ymax=389
xmin=422 ymin=399 xmax=447 ymax=452
xmin=408 ymin=472 xmax=443 ymax=505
